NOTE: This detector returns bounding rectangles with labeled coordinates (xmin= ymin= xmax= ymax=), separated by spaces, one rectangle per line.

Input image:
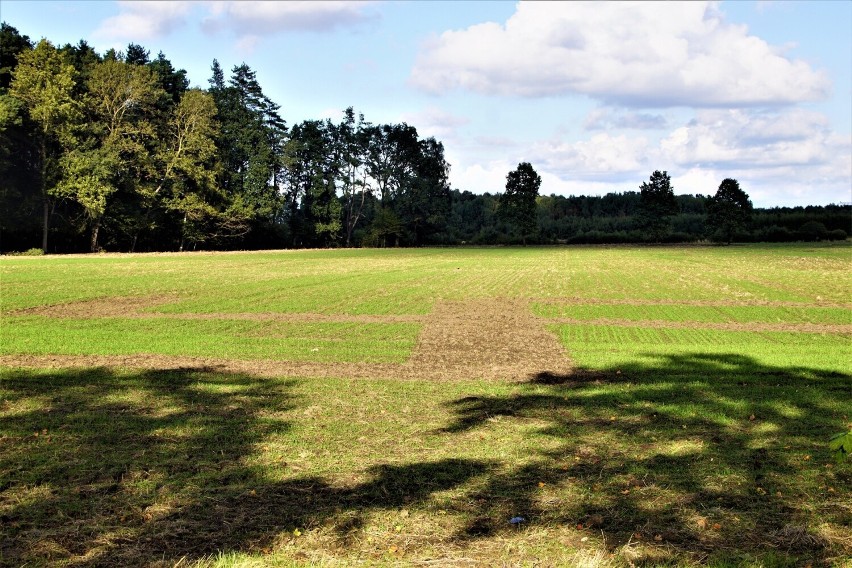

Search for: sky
xmin=3 ymin=0 xmax=851 ymax=207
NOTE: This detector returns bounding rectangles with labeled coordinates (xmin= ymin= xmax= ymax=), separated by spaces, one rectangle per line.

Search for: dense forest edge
xmin=1 ymin=24 xmax=849 ymax=254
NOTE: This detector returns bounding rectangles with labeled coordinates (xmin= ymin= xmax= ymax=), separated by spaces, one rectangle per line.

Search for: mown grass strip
xmin=534 ymin=303 xmax=852 ymax=325
xmin=1 ymin=317 xmax=418 ymax=363
xmin=551 ymin=324 xmax=851 ymax=373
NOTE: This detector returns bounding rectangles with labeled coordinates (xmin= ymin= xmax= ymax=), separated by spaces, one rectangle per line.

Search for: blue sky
xmin=3 ymin=0 xmax=850 ymax=207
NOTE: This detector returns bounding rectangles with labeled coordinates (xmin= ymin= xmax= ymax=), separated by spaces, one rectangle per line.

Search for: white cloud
xmin=451 ymin=160 xmax=514 ymax=194
xmin=410 ymin=1 xmax=830 ymax=107
xmin=660 ymin=109 xmax=849 ymax=173
xmin=449 ymin=106 xmax=850 ymax=206
xmin=531 ymin=133 xmax=653 ymax=180
xmin=93 ymin=1 xmax=193 ymax=42
xmin=93 ymin=1 xmax=378 ymax=50
xmin=201 ymin=1 xmax=379 ymax=36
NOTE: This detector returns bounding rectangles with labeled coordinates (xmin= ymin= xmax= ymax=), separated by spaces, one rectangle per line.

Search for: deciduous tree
xmin=68 ymin=58 xmax=163 ymax=250
xmin=9 ymin=39 xmax=79 ymax=251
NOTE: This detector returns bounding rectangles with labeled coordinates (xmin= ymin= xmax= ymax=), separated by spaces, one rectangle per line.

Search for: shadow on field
xmin=0 ymin=367 xmax=489 ymax=566
xmin=443 ymin=352 xmax=851 ymax=564
xmin=1 ymin=355 xmax=849 ymax=565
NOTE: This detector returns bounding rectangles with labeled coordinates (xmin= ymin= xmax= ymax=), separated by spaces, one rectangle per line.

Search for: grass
xmin=1 ymin=243 xmax=850 ymax=566
xmin=550 ymin=325 xmax=850 ymax=371
xmin=534 ymin=303 xmax=852 ymax=324
xmin=1 ymin=317 xmax=418 ymax=363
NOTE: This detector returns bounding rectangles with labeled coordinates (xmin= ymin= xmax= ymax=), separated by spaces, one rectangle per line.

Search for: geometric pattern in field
xmin=4 ymin=295 xmax=850 ymax=379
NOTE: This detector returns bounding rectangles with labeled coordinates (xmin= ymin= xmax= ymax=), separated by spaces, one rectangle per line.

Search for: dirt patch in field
xmin=548 ymin=317 xmax=852 ymax=334
xmin=1 ymin=299 xmax=573 ymax=381
xmin=409 ymin=298 xmax=573 ymax=380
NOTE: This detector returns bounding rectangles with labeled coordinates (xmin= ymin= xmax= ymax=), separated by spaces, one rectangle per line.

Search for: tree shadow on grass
xmin=0 ymin=367 xmax=489 ymax=566
xmin=442 ymin=353 xmax=851 ymax=565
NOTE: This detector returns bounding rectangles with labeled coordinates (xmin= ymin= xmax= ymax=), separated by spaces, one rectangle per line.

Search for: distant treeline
xmin=451 ymin=192 xmax=850 ymax=245
xmin=1 ymin=24 xmax=849 ymax=253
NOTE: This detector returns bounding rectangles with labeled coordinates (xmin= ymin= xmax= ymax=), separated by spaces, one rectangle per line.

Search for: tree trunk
xmin=40 ymin=139 xmax=49 ymax=252
xmin=42 ymin=198 xmax=49 ymax=252
xmin=90 ymin=220 xmax=101 ymax=252
xmin=179 ymin=212 xmax=187 ymax=252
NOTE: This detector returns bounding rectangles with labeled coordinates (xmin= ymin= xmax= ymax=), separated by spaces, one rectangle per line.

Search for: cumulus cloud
xmin=530 ymin=133 xmax=653 ymax=180
xmin=448 ymin=106 xmax=850 ymax=205
xmin=93 ymin=1 xmax=193 ymax=41
xmin=201 ymin=1 xmax=379 ymax=36
xmin=660 ymin=108 xmax=849 ymax=173
xmin=410 ymin=1 xmax=830 ymax=107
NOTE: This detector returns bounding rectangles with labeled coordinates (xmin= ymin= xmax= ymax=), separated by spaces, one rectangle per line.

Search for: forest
xmin=1 ymin=23 xmax=849 ymax=254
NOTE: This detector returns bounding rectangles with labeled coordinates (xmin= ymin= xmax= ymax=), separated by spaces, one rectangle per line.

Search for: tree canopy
xmin=639 ymin=170 xmax=678 ymax=242
xmin=499 ymin=162 xmax=541 ymax=245
xmin=706 ymin=178 xmax=753 ymax=244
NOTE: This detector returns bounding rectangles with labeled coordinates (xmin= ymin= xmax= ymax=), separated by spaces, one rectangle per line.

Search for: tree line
xmin=1 ymin=24 xmax=848 ymax=254
xmin=1 ymin=25 xmax=451 ymax=253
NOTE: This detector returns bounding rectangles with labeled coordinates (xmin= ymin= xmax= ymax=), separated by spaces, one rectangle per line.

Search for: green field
xmin=1 ymin=244 xmax=850 ymax=567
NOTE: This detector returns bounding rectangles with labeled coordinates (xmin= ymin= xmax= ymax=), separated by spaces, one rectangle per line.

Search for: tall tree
xmin=0 ymin=24 xmax=38 ymax=244
xmin=209 ymin=62 xmax=287 ymax=231
xmin=337 ymin=107 xmax=373 ymax=247
xmin=364 ymin=123 xmax=421 ymax=204
xmin=288 ymin=119 xmax=342 ymax=246
xmin=60 ymin=40 xmax=101 ymax=97
xmin=706 ymin=178 xmax=753 ymax=244
xmin=149 ymin=88 xmax=219 ymax=251
xmin=60 ymin=59 xmax=163 ymax=251
xmin=396 ymin=137 xmax=451 ymax=245
xmin=639 ymin=170 xmax=678 ymax=241
xmin=499 ymin=162 xmax=541 ymax=245
xmin=9 ymin=39 xmax=79 ymax=251
xmin=148 ymin=51 xmax=189 ymax=108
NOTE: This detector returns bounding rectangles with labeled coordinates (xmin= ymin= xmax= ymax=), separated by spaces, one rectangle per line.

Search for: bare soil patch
xmin=409 ymin=298 xmax=572 ymax=380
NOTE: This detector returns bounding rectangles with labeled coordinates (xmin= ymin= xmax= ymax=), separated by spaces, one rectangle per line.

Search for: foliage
xmin=707 ymin=178 xmax=753 ymax=243
xmin=8 ymin=38 xmax=80 ymax=251
xmin=5 ymin=247 xmax=44 ymax=256
xmin=829 ymin=431 xmax=851 ymax=462
xmin=0 ymin=22 xmax=32 ymax=90
xmin=499 ymin=162 xmax=541 ymax=244
xmin=639 ymin=170 xmax=678 ymax=241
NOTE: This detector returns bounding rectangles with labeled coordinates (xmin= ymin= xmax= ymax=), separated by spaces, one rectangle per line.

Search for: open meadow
xmin=1 ymin=244 xmax=850 ymax=567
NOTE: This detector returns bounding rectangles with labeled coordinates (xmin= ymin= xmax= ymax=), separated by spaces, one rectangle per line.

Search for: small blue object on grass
xmin=509 ymin=516 xmax=525 ymax=525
